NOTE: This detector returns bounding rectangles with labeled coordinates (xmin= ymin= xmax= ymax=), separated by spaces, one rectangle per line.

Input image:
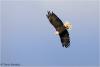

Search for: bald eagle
xmin=46 ymin=11 xmax=71 ymax=48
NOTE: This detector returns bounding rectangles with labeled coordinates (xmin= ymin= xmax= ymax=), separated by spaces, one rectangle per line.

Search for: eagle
xmin=46 ymin=11 xmax=72 ymax=48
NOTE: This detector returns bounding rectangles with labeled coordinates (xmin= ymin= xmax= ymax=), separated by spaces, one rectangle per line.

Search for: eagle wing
xmin=46 ymin=11 xmax=70 ymax=48
xmin=46 ymin=11 xmax=65 ymax=33
xmin=59 ymin=29 xmax=70 ymax=48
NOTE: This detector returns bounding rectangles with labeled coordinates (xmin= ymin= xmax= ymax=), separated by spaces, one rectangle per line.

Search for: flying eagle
xmin=46 ymin=11 xmax=72 ymax=48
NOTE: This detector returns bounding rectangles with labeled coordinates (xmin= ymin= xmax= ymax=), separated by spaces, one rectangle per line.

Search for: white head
xmin=64 ymin=21 xmax=72 ymax=30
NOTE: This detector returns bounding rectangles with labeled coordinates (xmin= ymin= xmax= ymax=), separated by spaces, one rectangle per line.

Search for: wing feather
xmin=59 ymin=29 xmax=70 ymax=48
xmin=46 ymin=11 xmax=65 ymax=33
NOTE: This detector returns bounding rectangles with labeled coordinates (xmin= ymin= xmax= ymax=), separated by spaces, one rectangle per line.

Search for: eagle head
xmin=64 ymin=21 xmax=72 ymax=30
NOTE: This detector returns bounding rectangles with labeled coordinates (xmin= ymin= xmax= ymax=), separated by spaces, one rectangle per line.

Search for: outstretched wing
xmin=59 ymin=29 xmax=70 ymax=48
xmin=46 ymin=11 xmax=65 ymax=33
